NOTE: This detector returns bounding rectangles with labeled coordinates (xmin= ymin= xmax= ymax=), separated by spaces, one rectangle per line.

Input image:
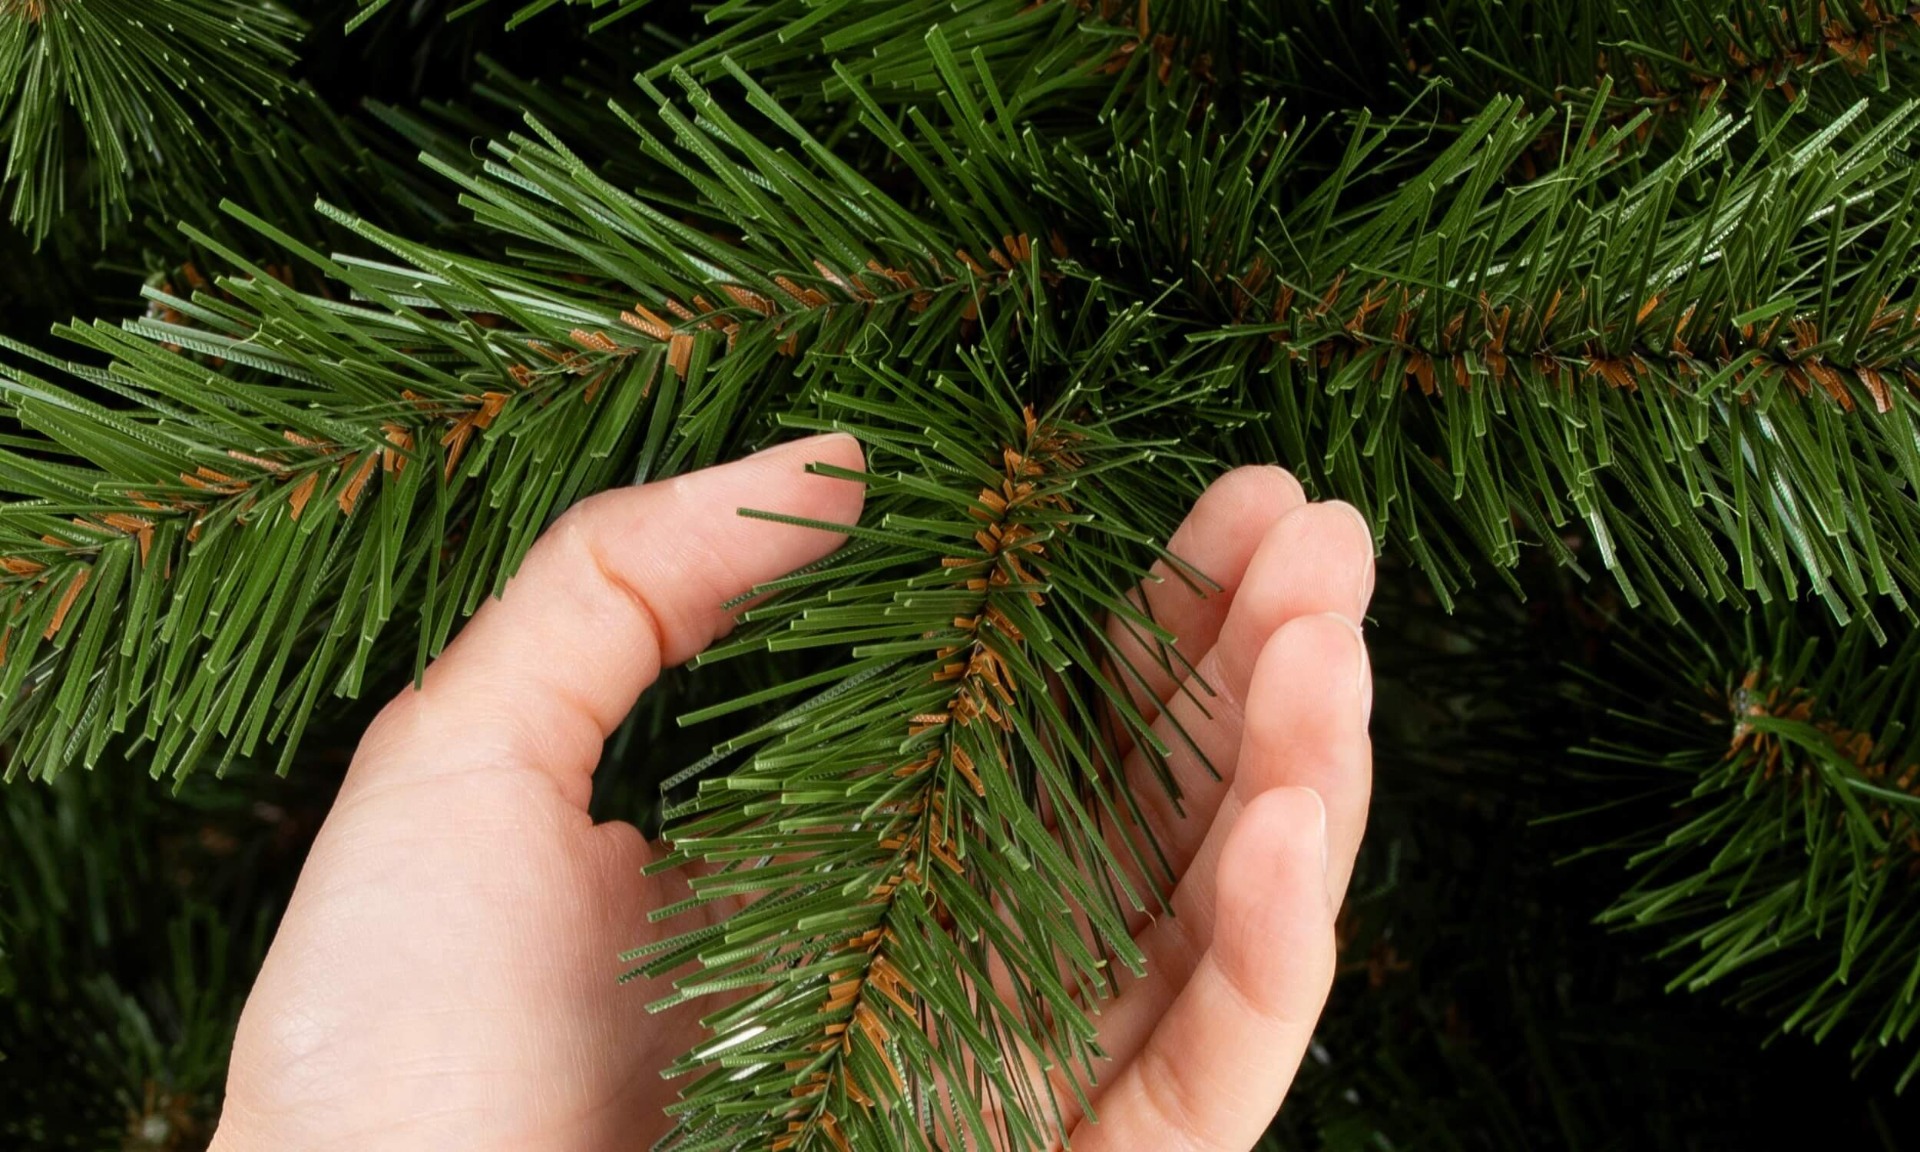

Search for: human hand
xmin=208 ymin=435 xmax=1375 ymax=1152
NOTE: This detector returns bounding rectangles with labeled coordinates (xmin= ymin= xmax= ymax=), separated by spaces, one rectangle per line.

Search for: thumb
xmin=344 ymin=434 xmax=866 ymax=811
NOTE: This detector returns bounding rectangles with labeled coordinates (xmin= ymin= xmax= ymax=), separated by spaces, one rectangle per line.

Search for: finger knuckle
xmin=358 ymin=688 xmax=428 ymax=756
xmin=1135 ymin=1037 xmax=1214 ymax=1150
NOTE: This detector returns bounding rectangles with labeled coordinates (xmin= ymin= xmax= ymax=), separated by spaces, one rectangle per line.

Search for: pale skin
xmin=209 ymin=433 xmax=1376 ymax=1152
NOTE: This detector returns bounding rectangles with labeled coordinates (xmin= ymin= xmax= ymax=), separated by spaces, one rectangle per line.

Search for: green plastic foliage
xmin=8 ymin=0 xmax=1920 ymax=787
xmin=637 ymin=331 xmax=1217 ymax=1152
xmin=1368 ymin=0 xmax=1920 ymax=117
xmin=0 ymin=212 xmax=665 ymax=783
xmin=0 ymin=0 xmax=303 ymax=243
xmin=1 ymin=765 xmax=279 ymax=1147
xmin=1025 ymin=87 xmax=1920 ymax=620
xmin=344 ymin=0 xmax=636 ymax=34
xmin=0 ymin=51 xmax=1060 ymax=785
xmin=2 ymin=0 xmax=1920 ymax=1145
xmin=1587 ymin=611 xmax=1920 ymax=1089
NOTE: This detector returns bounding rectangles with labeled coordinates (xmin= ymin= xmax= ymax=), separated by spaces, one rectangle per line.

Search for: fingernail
xmin=1301 ymin=786 xmax=1330 ymax=893
xmin=1289 ymin=787 xmax=1336 ymax=916
xmin=1337 ymin=502 xmax=1377 ymax=613
xmin=750 ymin=432 xmax=850 ymax=459
xmin=1338 ymin=614 xmax=1373 ymax=724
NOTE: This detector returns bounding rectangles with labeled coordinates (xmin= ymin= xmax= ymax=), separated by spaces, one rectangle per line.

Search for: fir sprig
xmin=0 ymin=0 xmax=304 ymax=243
xmin=2 ymin=5 xmax=1919 ymax=1144
xmin=1583 ymin=609 xmax=1920 ymax=1088
xmin=1406 ymin=0 xmax=1920 ymax=118
xmin=0 ymin=224 xmax=665 ymax=781
xmin=1035 ymin=87 xmax=1920 ymax=617
xmin=633 ymin=330 xmax=1216 ymax=1151
xmin=5 ymin=11 xmax=1920 ymax=774
xmin=0 ymin=58 xmax=1040 ymax=783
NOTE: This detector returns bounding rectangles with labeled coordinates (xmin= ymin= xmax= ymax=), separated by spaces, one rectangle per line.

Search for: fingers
xmin=1056 ymin=611 xmax=1372 ymax=1124
xmin=344 ymin=434 xmax=867 ymax=810
xmin=1103 ymin=467 xmax=1304 ymax=724
xmin=1235 ymin=613 xmax=1373 ymax=904
xmin=1111 ymin=500 xmax=1375 ymax=915
xmin=1151 ymin=613 xmax=1372 ymax=945
xmin=1203 ymin=500 xmax=1374 ymax=695
xmin=1067 ymin=788 xmax=1336 ymax=1152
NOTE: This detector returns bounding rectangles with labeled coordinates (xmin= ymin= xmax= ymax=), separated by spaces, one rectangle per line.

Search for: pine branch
xmin=343 ymin=0 xmax=628 ymax=35
xmin=1581 ymin=606 xmax=1920 ymax=1089
xmin=4 ymin=11 xmax=1920 ymax=1141
xmin=631 ymin=330 xmax=1218 ymax=1151
xmin=6 ymin=6 xmax=1918 ymax=771
xmin=640 ymin=21 xmax=1920 ymax=619
xmin=0 ymin=758 xmax=312 ymax=1146
xmin=1413 ymin=0 xmax=1920 ymax=115
xmin=1017 ymin=85 xmax=1920 ymax=616
xmin=0 ymin=0 xmax=304 ymax=244
xmin=0 ymin=224 xmax=666 ymax=781
xmin=0 ymin=58 xmax=1044 ymax=782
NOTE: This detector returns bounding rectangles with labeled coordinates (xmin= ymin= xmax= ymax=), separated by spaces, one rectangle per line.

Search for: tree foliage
xmin=1585 ymin=607 xmax=1920 ymax=1089
xmin=4 ymin=0 xmax=1920 ymax=1147
xmin=0 ymin=0 xmax=303 ymax=243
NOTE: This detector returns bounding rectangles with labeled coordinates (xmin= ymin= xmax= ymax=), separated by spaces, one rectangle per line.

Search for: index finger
xmin=1103 ymin=466 xmax=1305 ymax=723
xmin=345 ymin=434 xmax=867 ymax=811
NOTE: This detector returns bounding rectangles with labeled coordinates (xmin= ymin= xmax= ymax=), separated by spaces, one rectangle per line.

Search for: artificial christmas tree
xmin=3 ymin=0 xmax=1920 ymax=1148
